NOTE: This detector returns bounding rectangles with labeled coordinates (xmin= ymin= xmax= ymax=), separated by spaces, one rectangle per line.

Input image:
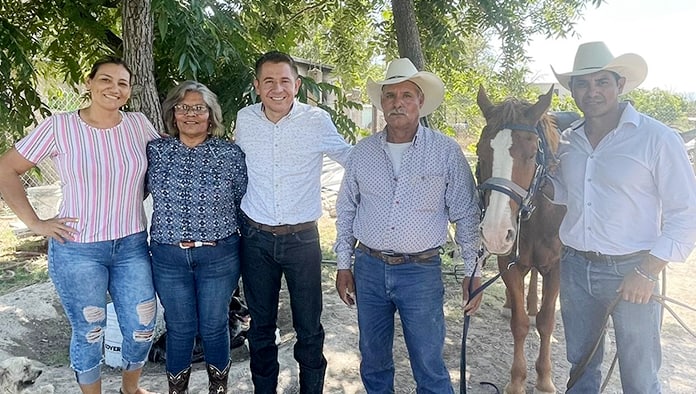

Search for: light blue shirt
xmin=334 ymin=125 xmax=481 ymax=274
xmin=235 ymin=100 xmax=351 ymax=225
xmin=554 ymin=103 xmax=696 ymax=262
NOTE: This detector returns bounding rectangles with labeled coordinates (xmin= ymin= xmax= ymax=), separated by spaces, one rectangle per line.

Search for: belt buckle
xmin=588 ymin=251 xmax=603 ymax=260
xmin=380 ymin=250 xmax=406 ymax=265
xmin=179 ymin=241 xmax=203 ymax=249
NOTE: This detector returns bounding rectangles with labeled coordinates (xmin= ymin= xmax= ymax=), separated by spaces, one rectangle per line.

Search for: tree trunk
xmin=391 ymin=0 xmax=425 ymax=71
xmin=122 ymin=0 xmax=163 ymax=133
xmin=391 ymin=0 xmax=429 ymax=125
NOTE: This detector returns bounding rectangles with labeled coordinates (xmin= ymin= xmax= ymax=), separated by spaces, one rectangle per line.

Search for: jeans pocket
xmin=241 ymin=224 xmax=259 ymax=239
xmin=292 ymin=227 xmax=319 ymax=244
xmin=561 ymin=245 xmax=572 ymax=261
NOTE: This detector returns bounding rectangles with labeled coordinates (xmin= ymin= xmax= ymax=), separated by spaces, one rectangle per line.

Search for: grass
xmin=0 ymin=218 xmax=50 ymax=296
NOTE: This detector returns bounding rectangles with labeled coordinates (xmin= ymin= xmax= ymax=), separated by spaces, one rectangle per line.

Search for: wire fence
xmin=20 ymin=88 xmax=83 ymax=188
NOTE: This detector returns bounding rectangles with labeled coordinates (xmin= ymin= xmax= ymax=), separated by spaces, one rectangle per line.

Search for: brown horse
xmin=475 ymin=86 xmax=566 ymax=394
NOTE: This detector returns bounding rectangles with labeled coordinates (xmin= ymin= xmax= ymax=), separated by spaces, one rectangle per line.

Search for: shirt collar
xmin=570 ymin=101 xmax=641 ymax=136
xmin=378 ymin=123 xmax=425 ymax=147
xmin=257 ymin=99 xmax=299 ymax=123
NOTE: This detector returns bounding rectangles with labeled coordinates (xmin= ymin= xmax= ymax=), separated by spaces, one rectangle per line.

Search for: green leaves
xmin=0 ymin=0 xmax=613 ymax=151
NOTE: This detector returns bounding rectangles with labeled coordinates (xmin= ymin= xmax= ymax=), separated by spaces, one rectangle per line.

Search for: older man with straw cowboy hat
xmin=333 ymin=58 xmax=481 ymax=393
xmin=551 ymin=41 xmax=696 ymax=393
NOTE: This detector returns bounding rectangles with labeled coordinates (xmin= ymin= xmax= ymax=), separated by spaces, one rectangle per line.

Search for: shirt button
xmin=587 ymin=202 xmax=592 ymax=206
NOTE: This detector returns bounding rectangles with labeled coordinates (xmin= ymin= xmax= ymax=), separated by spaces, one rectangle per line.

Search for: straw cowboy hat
xmin=367 ymin=58 xmax=445 ymax=117
xmin=552 ymin=41 xmax=648 ymax=94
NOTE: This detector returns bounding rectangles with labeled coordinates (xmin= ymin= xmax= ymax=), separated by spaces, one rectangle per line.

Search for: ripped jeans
xmin=48 ymin=231 xmax=157 ymax=385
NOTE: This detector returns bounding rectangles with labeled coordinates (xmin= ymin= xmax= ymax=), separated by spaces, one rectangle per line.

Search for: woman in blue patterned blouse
xmin=146 ymin=81 xmax=247 ymax=393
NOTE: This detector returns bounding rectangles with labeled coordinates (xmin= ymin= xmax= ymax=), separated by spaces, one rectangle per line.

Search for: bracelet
xmin=634 ymin=265 xmax=658 ymax=282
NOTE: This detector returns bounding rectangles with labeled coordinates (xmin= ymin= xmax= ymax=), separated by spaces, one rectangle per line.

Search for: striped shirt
xmin=235 ymin=100 xmax=351 ymax=225
xmin=334 ymin=125 xmax=481 ymax=275
xmin=15 ymin=111 xmax=159 ymax=242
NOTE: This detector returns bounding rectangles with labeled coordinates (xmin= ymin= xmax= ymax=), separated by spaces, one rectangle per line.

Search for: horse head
xmin=475 ymin=86 xmax=557 ymax=255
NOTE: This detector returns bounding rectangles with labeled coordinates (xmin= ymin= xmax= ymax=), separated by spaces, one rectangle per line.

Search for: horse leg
xmin=504 ymin=268 xmax=537 ymax=319
xmin=526 ymin=268 xmax=539 ymax=317
xmin=533 ymin=267 xmax=560 ymax=394
xmin=502 ymin=288 xmax=512 ymax=317
xmin=501 ymin=266 xmax=529 ymax=394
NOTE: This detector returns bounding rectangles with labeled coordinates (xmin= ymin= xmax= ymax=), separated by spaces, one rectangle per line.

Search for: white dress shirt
xmin=554 ymin=103 xmax=696 ymax=262
xmin=235 ymin=100 xmax=351 ymax=225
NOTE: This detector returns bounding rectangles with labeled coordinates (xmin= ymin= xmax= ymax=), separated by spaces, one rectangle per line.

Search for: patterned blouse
xmin=147 ymin=137 xmax=247 ymax=244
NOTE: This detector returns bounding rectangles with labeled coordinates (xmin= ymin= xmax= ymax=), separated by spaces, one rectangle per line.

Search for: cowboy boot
xmin=167 ymin=366 xmax=191 ymax=394
xmin=206 ymin=361 xmax=231 ymax=394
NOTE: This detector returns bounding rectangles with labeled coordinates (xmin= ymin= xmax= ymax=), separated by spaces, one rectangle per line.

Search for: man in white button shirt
xmin=551 ymin=41 xmax=696 ymax=393
xmin=235 ymin=51 xmax=351 ymax=393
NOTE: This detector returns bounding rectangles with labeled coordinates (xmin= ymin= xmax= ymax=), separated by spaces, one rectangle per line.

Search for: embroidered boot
xmin=206 ymin=361 xmax=231 ymax=394
xmin=167 ymin=366 xmax=191 ymax=394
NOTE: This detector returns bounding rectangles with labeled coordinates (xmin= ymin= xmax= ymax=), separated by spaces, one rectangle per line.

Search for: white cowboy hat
xmin=367 ymin=58 xmax=445 ymax=117
xmin=551 ymin=41 xmax=648 ymax=94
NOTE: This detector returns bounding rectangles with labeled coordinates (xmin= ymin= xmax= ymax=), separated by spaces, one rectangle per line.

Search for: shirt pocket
xmin=410 ymin=175 xmax=446 ymax=211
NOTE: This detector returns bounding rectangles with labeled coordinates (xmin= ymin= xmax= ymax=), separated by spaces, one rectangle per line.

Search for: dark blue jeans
xmin=354 ymin=249 xmax=453 ymax=394
xmin=240 ymin=223 xmax=327 ymax=394
xmin=150 ymin=234 xmax=240 ymax=375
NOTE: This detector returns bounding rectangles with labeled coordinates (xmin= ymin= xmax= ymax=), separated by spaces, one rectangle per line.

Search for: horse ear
xmin=477 ymin=85 xmax=494 ymax=118
xmin=526 ymin=86 xmax=554 ymax=121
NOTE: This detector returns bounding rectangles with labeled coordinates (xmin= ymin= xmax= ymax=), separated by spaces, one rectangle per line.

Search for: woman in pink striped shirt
xmin=0 ymin=57 xmax=159 ymax=394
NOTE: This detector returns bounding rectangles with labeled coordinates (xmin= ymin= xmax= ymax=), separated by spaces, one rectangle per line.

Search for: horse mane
xmin=482 ymin=98 xmax=560 ymax=158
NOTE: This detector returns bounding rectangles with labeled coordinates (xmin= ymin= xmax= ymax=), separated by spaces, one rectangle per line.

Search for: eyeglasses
xmin=174 ymin=104 xmax=209 ymax=115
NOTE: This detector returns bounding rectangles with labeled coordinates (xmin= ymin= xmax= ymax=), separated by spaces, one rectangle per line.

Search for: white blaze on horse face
xmin=480 ymin=129 xmax=517 ymax=255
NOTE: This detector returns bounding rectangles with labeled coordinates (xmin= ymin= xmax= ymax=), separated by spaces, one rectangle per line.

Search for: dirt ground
xmin=1 ymin=229 xmax=695 ymax=392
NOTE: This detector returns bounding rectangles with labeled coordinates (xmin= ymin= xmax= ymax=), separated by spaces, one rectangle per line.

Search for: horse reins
xmin=568 ymin=273 xmax=696 ymax=392
xmin=463 ymin=122 xmax=554 ymax=393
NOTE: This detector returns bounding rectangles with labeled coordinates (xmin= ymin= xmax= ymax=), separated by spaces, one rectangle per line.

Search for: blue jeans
xmin=150 ymin=234 xmax=240 ymax=374
xmin=48 ymin=231 xmax=157 ymax=385
xmin=354 ymin=249 xmax=453 ymax=394
xmin=240 ymin=223 xmax=327 ymax=394
xmin=560 ymin=246 xmax=662 ymax=393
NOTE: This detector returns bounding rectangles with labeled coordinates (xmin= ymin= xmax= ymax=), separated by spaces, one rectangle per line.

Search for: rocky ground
xmin=1 ymin=256 xmax=695 ymax=393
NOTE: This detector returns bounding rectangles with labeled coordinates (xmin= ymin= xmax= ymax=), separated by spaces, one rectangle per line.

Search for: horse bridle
xmin=476 ymin=122 xmax=553 ymax=225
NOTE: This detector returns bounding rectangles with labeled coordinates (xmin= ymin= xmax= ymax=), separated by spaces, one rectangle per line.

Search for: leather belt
xmin=245 ymin=217 xmax=316 ymax=235
xmin=566 ymin=247 xmax=648 ymax=263
xmin=179 ymin=240 xmax=217 ymax=249
xmin=356 ymin=243 xmax=441 ymax=265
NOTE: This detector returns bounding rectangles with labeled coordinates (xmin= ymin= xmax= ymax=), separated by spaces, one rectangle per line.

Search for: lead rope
xmin=460 ymin=210 xmax=524 ymax=393
xmin=569 ymin=269 xmax=696 ymax=392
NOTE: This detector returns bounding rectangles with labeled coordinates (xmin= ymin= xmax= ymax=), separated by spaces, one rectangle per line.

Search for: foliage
xmin=626 ymin=88 xmax=691 ymax=130
xmin=0 ymin=0 xmax=122 ymax=152
xmin=298 ymin=77 xmax=366 ymax=144
xmin=0 ymin=0 xmax=611 ymax=150
xmin=550 ymin=94 xmax=580 ymax=113
xmin=151 ymin=0 xmax=256 ymax=134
